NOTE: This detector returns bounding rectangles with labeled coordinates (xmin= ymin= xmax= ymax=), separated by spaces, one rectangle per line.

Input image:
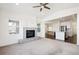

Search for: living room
xmin=0 ymin=3 xmax=79 ymax=55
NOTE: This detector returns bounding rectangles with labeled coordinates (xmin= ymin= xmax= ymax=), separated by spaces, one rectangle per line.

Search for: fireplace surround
xmin=18 ymin=27 xmax=39 ymax=44
xmin=23 ymin=27 xmax=37 ymax=39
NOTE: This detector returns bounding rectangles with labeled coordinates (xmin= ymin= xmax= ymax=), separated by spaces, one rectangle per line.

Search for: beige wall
xmin=0 ymin=9 xmax=37 ymax=47
xmin=71 ymin=19 xmax=77 ymax=35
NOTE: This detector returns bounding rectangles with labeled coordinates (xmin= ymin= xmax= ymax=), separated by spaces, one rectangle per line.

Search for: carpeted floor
xmin=0 ymin=38 xmax=79 ymax=55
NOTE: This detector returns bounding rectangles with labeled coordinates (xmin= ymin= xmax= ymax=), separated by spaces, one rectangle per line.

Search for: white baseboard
xmin=0 ymin=41 xmax=18 ymax=47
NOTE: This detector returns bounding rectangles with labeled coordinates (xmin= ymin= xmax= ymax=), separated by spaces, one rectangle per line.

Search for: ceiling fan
xmin=33 ymin=3 xmax=51 ymax=12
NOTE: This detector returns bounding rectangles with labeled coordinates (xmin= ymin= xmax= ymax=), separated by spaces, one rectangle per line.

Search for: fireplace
xmin=26 ymin=30 xmax=35 ymax=38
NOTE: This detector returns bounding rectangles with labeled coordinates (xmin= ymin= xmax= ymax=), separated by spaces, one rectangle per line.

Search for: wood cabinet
xmin=45 ymin=31 xmax=55 ymax=39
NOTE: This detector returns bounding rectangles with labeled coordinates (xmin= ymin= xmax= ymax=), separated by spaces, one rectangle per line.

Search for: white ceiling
xmin=0 ymin=3 xmax=79 ymax=18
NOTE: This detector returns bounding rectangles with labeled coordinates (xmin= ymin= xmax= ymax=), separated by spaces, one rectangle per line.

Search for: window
xmin=60 ymin=26 xmax=67 ymax=32
xmin=37 ymin=24 xmax=41 ymax=32
xmin=9 ymin=20 xmax=19 ymax=34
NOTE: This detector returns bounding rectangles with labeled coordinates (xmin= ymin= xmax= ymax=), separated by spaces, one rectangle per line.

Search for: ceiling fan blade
xmin=33 ymin=6 xmax=41 ymax=8
xmin=40 ymin=8 xmax=42 ymax=12
xmin=43 ymin=3 xmax=48 ymax=5
xmin=44 ymin=6 xmax=50 ymax=10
